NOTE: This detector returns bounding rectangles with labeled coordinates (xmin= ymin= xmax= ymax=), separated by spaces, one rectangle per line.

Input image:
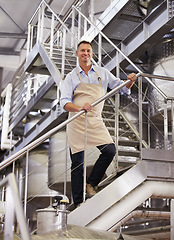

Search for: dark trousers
xmin=70 ymin=143 xmax=116 ymax=205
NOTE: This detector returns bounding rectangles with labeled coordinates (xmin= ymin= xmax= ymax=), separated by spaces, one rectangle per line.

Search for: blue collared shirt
xmin=60 ymin=65 xmax=130 ymax=110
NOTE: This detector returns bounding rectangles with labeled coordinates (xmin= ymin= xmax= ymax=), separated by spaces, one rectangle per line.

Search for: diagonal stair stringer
xmin=24 ymin=43 xmax=63 ymax=86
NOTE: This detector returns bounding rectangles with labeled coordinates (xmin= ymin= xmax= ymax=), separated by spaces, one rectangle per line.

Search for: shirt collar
xmin=77 ymin=65 xmax=95 ymax=74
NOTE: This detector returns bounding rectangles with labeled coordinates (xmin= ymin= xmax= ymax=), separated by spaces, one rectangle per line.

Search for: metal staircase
xmin=103 ymin=99 xmax=140 ymax=164
xmin=68 ymin=148 xmax=174 ymax=234
xmin=25 ymin=44 xmax=76 ymax=78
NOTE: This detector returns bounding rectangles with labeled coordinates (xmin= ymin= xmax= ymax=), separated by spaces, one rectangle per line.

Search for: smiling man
xmin=60 ymin=40 xmax=136 ymax=207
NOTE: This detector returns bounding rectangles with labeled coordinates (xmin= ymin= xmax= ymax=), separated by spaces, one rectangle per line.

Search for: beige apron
xmin=67 ymin=68 xmax=113 ymax=154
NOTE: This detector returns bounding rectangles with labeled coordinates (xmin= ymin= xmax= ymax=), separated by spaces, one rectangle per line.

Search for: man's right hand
xmin=80 ymin=102 xmax=92 ymax=112
xmin=64 ymin=102 xmax=92 ymax=112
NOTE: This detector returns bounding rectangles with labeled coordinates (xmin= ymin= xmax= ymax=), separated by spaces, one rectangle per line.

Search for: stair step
xmin=118 ymin=149 xmax=139 ymax=157
xmin=118 ymin=139 xmax=139 ymax=147
xmin=51 ymin=56 xmax=76 ymax=64
xmin=103 ymin=118 xmax=129 ymax=128
xmin=107 ymin=126 xmax=135 ymax=137
xmin=44 ymin=44 xmax=74 ymax=52
xmin=54 ymin=61 xmax=76 ymax=69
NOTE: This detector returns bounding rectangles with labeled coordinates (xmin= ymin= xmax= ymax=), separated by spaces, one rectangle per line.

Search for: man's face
xmin=76 ymin=43 xmax=93 ymax=65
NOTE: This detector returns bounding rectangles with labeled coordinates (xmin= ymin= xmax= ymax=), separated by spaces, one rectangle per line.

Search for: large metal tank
xmin=48 ymin=129 xmax=71 ymax=197
xmin=24 ymin=144 xmax=58 ymax=197
xmin=23 ymin=112 xmax=58 ymax=197
xmin=148 ymin=34 xmax=174 ymax=149
xmin=150 ymin=55 xmax=174 ymax=114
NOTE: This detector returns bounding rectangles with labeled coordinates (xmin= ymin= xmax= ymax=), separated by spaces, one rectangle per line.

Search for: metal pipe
xmin=1 ymin=83 xmax=16 ymax=150
xmin=110 ymin=210 xmax=170 ymax=231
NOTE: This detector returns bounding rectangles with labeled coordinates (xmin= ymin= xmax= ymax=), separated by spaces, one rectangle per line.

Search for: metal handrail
xmin=0 ymin=78 xmax=134 ymax=171
xmin=141 ymin=73 xmax=174 ymax=82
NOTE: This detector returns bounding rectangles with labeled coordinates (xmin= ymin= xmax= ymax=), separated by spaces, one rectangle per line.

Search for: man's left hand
xmin=126 ymin=73 xmax=137 ymax=89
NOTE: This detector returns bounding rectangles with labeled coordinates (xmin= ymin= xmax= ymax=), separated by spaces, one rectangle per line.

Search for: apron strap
xmin=76 ymin=66 xmax=102 ymax=86
xmin=93 ymin=67 xmax=102 ymax=86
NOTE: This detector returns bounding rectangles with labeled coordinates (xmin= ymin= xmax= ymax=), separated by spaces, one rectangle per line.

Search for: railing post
xmin=84 ymin=18 xmax=87 ymax=36
xmin=24 ymin=150 xmax=29 ymax=217
xmin=171 ymin=100 xmax=174 ymax=150
xmin=115 ymin=93 xmax=120 ymax=171
xmin=90 ymin=0 xmax=94 ymax=23
xmin=116 ymin=51 xmax=120 ymax=78
xmin=36 ymin=7 xmax=41 ymax=43
xmin=98 ymin=33 xmax=102 ymax=66
xmin=62 ymin=28 xmax=66 ymax=79
xmin=83 ymin=113 xmax=88 ymax=202
xmin=27 ymin=24 xmax=31 ymax=56
xmin=138 ymin=76 xmax=143 ymax=159
xmin=71 ymin=8 xmax=75 ymax=48
xmin=50 ymin=13 xmax=55 ymax=58
xmin=64 ymin=133 xmax=68 ymax=197
xmin=26 ymin=75 xmax=32 ymax=105
xmin=30 ymin=25 xmax=34 ymax=51
xmin=147 ymin=103 xmax=151 ymax=147
xmin=164 ymin=99 xmax=168 ymax=150
xmin=40 ymin=3 xmax=45 ymax=43
xmin=78 ymin=10 xmax=81 ymax=41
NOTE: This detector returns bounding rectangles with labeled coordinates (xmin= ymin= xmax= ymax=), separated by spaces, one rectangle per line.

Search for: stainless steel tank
xmin=150 ymin=55 xmax=174 ymax=113
xmin=149 ymin=55 xmax=174 ymax=149
xmin=23 ymin=144 xmax=58 ymax=197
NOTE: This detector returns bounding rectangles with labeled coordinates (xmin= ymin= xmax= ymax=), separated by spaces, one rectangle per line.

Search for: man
xmin=60 ymin=40 xmax=136 ymax=207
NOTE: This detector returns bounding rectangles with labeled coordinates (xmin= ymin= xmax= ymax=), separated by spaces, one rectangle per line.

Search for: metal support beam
xmin=0 ymin=32 xmax=27 ymax=39
xmin=105 ymin=1 xmax=174 ymax=71
xmin=0 ymin=48 xmax=20 ymax=56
